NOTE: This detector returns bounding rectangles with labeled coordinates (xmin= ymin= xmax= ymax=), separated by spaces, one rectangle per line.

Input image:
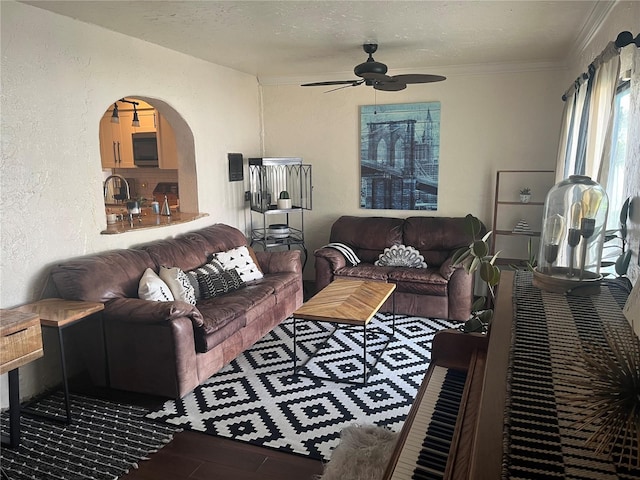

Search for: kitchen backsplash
xmin=108 ymin=168 xmax=178 ymax=200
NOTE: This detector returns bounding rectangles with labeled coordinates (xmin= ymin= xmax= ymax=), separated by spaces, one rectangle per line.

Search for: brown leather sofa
xmin=315 ymin=216 xmax=484 ymax=321
xmin=51 ymin=224 xmax=303 ymax=399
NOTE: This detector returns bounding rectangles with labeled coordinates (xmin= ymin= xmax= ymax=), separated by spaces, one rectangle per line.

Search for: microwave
xmin=132 ymin=132 xmax=159 ymax=167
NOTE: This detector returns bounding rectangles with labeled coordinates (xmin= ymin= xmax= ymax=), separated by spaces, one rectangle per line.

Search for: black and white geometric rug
xmin=0 ymin=391 xmax=181 ymax=480
xmin=146 ymin=313 xmax=458 ymax=460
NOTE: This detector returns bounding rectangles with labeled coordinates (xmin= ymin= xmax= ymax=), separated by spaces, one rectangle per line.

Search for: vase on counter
xmin=161 ymin=195 xmax=171 ymax=216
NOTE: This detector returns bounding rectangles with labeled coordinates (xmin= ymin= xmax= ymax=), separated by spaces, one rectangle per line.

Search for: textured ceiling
xmin=23 ymin=1 xmax=614 ymax=83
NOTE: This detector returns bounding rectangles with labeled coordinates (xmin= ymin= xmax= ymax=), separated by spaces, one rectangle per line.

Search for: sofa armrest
xmin=314 ymin=247 xmax=348 ymax=291
xmin=447 ymin=267 xmax=474 ymax=321
xmin=439 ymin=256 xmax=459 ymax=280
xmin=103 ymin=298 xmax=204 ymax=327
xmin=254 ymin=250 xmax=302 ymax=274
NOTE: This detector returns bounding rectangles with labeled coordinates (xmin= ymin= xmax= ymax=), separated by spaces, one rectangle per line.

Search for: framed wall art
xmin=360 ymin=102 xmax=440 ymax=210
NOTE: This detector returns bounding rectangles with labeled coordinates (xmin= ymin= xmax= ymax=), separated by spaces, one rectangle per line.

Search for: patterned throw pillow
xmin=138 ymin=268 xmax=175 ymax=301
xmin=196 ymin=269 xmax=246 ymax=299
xmin=159 ymin=266 xmax=197 ymax=305
xmin=375 ymin=244 xmax=428 ymax=268
xmin=185 ymin=259 xmax=225 ymax=300
xmin=212 ymin=246 xmax=264 ymax=282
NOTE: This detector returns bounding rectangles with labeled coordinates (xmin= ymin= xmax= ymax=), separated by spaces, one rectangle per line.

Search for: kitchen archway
xmin=99 ymin=96 xmax=198 ymax=219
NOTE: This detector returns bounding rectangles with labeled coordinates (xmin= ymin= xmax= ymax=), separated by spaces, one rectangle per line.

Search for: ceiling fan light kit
xmin=301 ymin=43 xmax=446 ymax=92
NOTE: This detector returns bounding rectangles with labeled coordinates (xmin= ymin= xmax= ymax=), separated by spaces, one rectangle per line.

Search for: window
xmin=601 ymin=80 xmax=630 ymax=273
xmin=604 ymin=80 xmax=630 ymax=230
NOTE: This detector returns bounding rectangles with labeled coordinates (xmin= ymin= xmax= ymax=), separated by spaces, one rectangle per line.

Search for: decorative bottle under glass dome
xmin=533 ymin=175 xmax=608 ymax=293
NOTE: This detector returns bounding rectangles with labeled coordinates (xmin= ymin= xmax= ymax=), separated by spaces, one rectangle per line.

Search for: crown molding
xmin=259 ymin=61 xmax=567 ymax=86
xmin=567 ymin=0 xmax=618 ymax=61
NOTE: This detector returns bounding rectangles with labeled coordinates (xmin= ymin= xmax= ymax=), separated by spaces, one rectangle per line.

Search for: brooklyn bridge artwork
xmin=360 ymin=102 xmax=440 ymax=210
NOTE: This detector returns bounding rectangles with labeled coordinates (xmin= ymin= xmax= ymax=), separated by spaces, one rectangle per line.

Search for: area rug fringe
xmin=147 ymin=314 xmax=457 ymax=461
xmin=1 ymin=391 xmax=181 ymax=480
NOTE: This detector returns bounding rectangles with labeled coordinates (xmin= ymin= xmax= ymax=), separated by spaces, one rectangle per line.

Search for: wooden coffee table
xmin=292 ymin=279 xmax=396 ymax=385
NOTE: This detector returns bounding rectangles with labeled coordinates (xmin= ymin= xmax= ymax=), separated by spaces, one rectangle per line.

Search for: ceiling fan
xmin=301 ymin=43 xmax=446 ymax=92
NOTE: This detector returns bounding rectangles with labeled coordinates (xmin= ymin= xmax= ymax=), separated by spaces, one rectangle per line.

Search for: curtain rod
xmin=562 ymin=31 xmax=638 ymax=101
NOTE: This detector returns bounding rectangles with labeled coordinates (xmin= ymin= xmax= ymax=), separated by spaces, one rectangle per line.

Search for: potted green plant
xmin=519 ymin=187 xmax=531 ymax=203
xmin=452 ymin=214 xmax=501 ymax=333
xmin=602 ymin=196 xmax=632 ymax=281
xmin=277 ymin=190 xmax=292 ymax=209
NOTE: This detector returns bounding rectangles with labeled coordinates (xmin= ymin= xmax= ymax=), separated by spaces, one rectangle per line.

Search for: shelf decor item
xmin=519 ymin=187 xmax=531 ymax=203
xmin=277 ymin=190 xmax=292 ymax=210
xmin=533 ymin=175 xmax=608 ymax=294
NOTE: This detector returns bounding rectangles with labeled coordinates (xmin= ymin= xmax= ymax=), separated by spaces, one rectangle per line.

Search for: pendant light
xmin=132 ymin=103 xmax=140 ymax=127
xmin=110 ymin=103 xmax=119 ymax=124
xmin=110 ymin=98 xmax=140 ymax=127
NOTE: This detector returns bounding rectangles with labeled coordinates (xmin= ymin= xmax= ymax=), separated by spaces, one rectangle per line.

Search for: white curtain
xmin=555 ymin=42 xmax=621 ymax=183
xmin=555 ymin=77 xmax=589 ymax=182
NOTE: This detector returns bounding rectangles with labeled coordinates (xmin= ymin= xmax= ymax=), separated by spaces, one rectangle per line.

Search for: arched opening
xmin=99 ymin=96 xmax=199 ymax=226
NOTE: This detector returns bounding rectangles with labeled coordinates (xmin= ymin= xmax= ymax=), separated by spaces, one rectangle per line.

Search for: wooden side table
xmin=14 ymin=298 xmax=104 ymax=424
xmin=1 ymin=309 xmax=44 ymax=448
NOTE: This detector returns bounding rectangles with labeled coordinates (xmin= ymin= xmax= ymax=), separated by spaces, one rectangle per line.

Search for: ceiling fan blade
xmin=359 ymin=72 xmax=394 ymax=82
xmin=390 ymin=74 xmax=446 ymax=84
xmin=374 ymin=82 xmax=407 ymax=92
xmin=301 ymin=80 xmax=362 ymax=87
xmin=324 ymin=83 xmax=363 ymax=93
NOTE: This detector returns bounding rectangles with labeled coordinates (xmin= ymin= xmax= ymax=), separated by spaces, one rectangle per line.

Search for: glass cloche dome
xmin=533 ymin=175 xmax=608 ymax=294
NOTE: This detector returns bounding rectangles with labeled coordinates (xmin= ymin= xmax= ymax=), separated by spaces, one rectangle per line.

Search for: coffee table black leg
xmin=363 ymin=323 xmax=367 ymax=384
xmin=292 ymin=316 xmax=298 ymax=375
xmin=57 ymin=327 xmax=72 ymax=423
xmin=0 ymin=369 xmax=21 ymax=448
xmin=22 ymin=326 xmax=72 ymax=425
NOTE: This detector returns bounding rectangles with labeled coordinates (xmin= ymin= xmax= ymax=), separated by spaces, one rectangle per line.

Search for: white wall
xmin=0 ymin=1 xmax=262 ymax=405
xmin=261 ymin=68 xmax=566 ymax=278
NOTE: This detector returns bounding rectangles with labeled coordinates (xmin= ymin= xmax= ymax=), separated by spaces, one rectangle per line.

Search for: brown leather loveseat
xmin=314 ymin=216 xmax=484 ymax=321
xmin=51 ymin=224 xmax=303 ymax=398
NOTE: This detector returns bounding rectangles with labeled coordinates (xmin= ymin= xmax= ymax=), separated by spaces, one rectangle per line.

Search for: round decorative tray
xmin=532 ymin=267 xmax=603 ymax=295
xmin=267 ymin=224 xmax=289 ymax=239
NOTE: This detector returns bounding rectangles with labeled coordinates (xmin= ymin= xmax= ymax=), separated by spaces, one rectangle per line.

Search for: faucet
xmin=104 ymin=174 xmax=130 ymax=203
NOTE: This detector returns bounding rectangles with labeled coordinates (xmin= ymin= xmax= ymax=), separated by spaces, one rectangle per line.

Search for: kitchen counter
xmin=101 ymin=211 xmax=208 ymax=234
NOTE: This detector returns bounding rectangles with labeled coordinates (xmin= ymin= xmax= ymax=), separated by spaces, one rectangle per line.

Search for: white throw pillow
xmin=159 ymin=266 xmax=197 ymax=305
xmin=212 ymin=246 xmax=264 ymax=282
xmin=138 ymin=268 xmax=175 ymax=301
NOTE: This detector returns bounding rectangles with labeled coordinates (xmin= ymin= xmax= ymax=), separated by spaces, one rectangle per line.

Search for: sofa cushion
xmin=403 ymin=217 xmax=480 ymax=267
xmin=197 ymin=269 xmax=245 ymax=299
xmin=139 ymin=268 xmax=175 ymax=301
xmin=159 ymin=266 xmax=197 ymax=305
xmin=195 ymin=282 xmax=275 ymax=352
xmin=51 ymin=249 xmax=156 ymax=303
xmin=189 ymin=223 xmax=249 ymax=257
xmin=142 ymin=235 xmax=210 ymax=272
xmin=330 ymin=216 xmax=404 ymax=264
xmin=387 ymin=267 xmax=449 ymax=296
xmin=212 ymin=246 xmax=264 ymax=282
xmin=184 ymin=259 xmax=225 ymax=299
xmin=335 ymin=264 xmax=395 ymax=282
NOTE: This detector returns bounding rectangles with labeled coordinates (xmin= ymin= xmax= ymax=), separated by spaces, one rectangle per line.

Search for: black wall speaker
xmin=228 ymin=153 xmax=243 ymax=182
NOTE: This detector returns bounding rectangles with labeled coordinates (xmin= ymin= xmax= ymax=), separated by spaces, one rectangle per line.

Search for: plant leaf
xmin=619 ymin=197 xmax=630 ymax=225
xmin=471 ymin=240 xmax=488 ymax=258
xmin=462 ymin=317 xmax=486 ymax=333
xmin=451 ymin=247 xmax=470 ymax=266
xmin=469 ymin=256 xmax=481 ymax=274
xmin=471 ymin=296 xmax=486 ymax=312
xmin=615 ymin=250 xmax=632 ymax=276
